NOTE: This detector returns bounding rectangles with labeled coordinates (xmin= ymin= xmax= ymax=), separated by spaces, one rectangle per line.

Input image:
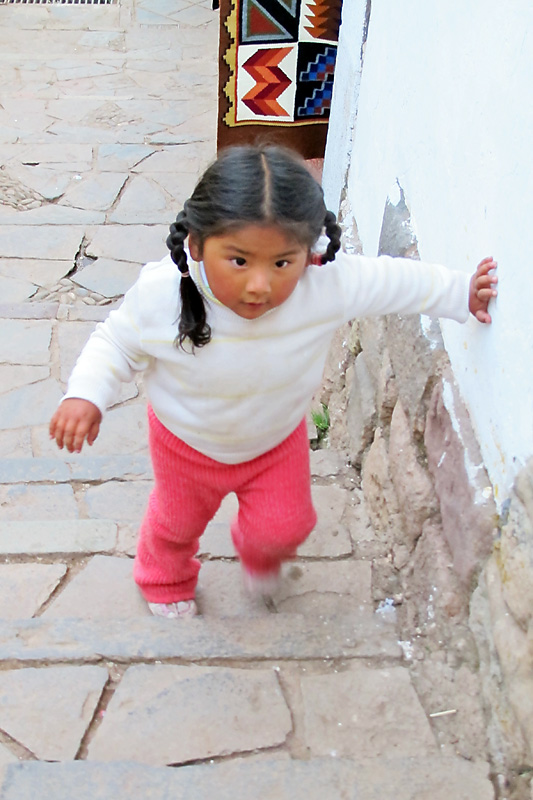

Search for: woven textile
xmin=217 ymin=0 xmax=343 ymax=158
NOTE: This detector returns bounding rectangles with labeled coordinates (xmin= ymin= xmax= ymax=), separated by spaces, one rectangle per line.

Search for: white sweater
xmin=64 ymin=252 xmax=470 ymax=464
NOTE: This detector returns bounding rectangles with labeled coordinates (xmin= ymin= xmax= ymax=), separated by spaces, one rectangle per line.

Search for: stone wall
xmin=318 ymin=193 xmax=533 ymax=795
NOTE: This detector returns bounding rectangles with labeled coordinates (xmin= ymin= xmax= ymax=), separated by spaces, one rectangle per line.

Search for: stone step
xmin=0 ymin=520 xmax=117 ymax=556
xmin=0 ymin=455 xmax=153 ymax=484
xmin=0 ymin=611 xmax=400 ymax=664
xmin=35 ymin=554 xmax=371 ymax=620
xmin=0 ymin=482 xmax=356 ymax=560
xmin=0 ymin=756 xmax=494 ymax=800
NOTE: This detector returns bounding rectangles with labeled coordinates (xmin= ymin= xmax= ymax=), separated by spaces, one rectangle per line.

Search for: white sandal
xmin=148 ymin=600 xmax=198 ymax=619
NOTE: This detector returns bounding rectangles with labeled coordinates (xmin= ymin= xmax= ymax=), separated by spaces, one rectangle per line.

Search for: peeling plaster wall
xmin=323 ymin=0 xmax=533 ymax=784
xmin=324 ymin=0 xmax=533 ymax=503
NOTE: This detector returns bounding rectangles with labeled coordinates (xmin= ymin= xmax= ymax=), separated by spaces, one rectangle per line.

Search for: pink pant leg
xmin=231 ymin=420 xmax=317 ymax=575
xmin=133 ymin=408 xmax=226 ymax=603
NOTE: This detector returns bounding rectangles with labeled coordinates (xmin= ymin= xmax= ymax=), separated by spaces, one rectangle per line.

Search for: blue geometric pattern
xmin=293 ymin=42 xmax=336 ymax=120
xmin=299 ymin=46 xmax=336 ymax=82
xmin=297 ymin=83 xmax=333 ymax=116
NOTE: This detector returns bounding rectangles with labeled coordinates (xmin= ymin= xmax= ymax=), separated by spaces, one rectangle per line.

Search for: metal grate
xmin=1 ymin=0 xmax=116 ymax=5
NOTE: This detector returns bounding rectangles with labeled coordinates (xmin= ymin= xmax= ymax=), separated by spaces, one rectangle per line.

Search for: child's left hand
xmin=469 ymin=257 xmax=498 ymax=323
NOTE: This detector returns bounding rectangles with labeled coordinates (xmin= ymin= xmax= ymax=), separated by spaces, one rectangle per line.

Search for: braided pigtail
xmin=166 ymin=209 xmax=211 ymax=349
xmin=320 ymin=210 xmax=342 ymax=264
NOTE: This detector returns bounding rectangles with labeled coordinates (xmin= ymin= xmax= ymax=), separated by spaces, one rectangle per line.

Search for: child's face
xmin=189 ymin=224 xmax=310 ymax=320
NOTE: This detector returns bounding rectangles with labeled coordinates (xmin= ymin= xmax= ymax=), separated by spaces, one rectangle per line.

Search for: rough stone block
xmin=486 ymin=558 xmax=533 ymax=761
xmin=196 ymin=560 xmax=371 ymax=617
xmin=87 ymin=665 xmax=292 ymax=764
xmin=108 ymin=176 xmax=169 ymax=225
xmin=0 ymin=756 xmax=494 ymax=800
xmin=1 ymin=225 xmax=84 ymax=260
xmin=276 ymin=560 xmax=372 ymax=613
xmin=60 ymin=172 xmax=125 ymax=212
xmin=0 ymin=611 xmax=402 ymax=663
xmin=357 ymin=316 xmax=387 ymax=379
xmin=0 ymin=258 xmax=71 ymax=288
xmin=0 ymin=744 xmax=16 ymax=769
xmin=309 ymin=448 xmax=349 ymax=478
xmin=375 ymin=346 xmax=397 ymax=426
xmin=470 ymin=566 xmax=530 ymax=768
xmin=345 ymin=352 xmax=377 ymax=466
xmin=402 ymin=521 xmax=468 ymax=629
xmin=424 ymin=371 xmax=497 ymax=585
xmin=386 ymin=314 xmax=445 ymax=427
xmin=57 ymin=320 xmax=97 ymax=383
xmin=0 ymin=758 xmax=351 ymax=800
xmin=0 ymin=563 xmax=66 ymax=619
xmin=0 ymin=483 xmax=77 ymax=520
xmin=389 ymin=401 xmax=438 ymax=551
xmin=498 ymin=458 xmax=533 ymax=629
xmin=96 ymin=143 xmax=156 ymax=172
xmin=85 ymin=224 xmax=168 ymax=265
xmin=0 ymin=365 xmax=49 ymax=395
xmin=0 ymin=520 xmax=116 ymax=555
xmin=196 ymin=561 xmax=271 ymax=617
xmin=0 ymin=458 xmax=69 ymax=485
xmin=43 ymin=555 xmax=145 ymax=620
xmin=0 ymin=319 xmax=52 ymax=366
xmin=361 ymin=427 xmax=401 ymax=551
xmin=316 ymin=324 xmax=353 ymax=449
xmin=68 ymin=454 xmax=152 ymax=482
xmin=83 ymin=480 xmax=152 ymax=521
xmin=0 ymin=666 xmax=108 ymax=760
xmin=72 ymin=259 xmax=143 ymax=297
xmin=355 ymin=756 xmax=493 ymax=799
xmin=300 ymin=484 xmax=353 ymax=557
xmin=0 ymin=378 xmax=63 ymax=429
xmin=301 ymin=664 xmax=437 ymax=759
xmin=0 ymin=428 xmax=33 ymax=459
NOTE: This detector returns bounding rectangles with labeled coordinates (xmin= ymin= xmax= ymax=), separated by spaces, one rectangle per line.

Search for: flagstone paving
xmin=0 ymin=0 xmax=495 ymax=797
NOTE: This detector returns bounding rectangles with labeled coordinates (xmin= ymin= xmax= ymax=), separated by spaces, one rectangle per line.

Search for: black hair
xmin=166 ymin=144 xmax=342 ymax=349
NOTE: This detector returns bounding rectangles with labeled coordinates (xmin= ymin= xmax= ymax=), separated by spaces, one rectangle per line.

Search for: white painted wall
xmin=324 ymin=0 xmax=533 ymax=502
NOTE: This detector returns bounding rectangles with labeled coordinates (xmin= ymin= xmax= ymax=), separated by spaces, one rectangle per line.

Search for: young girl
xmin=49 ymin=145 xmax=498 ymax=620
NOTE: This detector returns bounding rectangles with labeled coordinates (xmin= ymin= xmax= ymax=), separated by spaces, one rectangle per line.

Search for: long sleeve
xmin=331 ymin=253 xmax=470 ymax=324
xmin=63 ymin=279 xmax=152 ymax=416
xmin=59 ymin=251 xmax=471 ymax=464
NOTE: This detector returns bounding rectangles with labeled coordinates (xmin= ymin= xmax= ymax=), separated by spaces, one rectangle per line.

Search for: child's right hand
xmin=49 ymin=399 xmax=102 ymax=453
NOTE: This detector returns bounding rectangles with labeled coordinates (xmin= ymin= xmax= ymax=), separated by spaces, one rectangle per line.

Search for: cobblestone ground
xmin=0 ymin=1 xmax=496 ymax=797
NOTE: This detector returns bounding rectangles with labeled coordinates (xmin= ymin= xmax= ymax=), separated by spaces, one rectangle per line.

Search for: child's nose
xmin=246 ymin=267 xmax=271 ymax=295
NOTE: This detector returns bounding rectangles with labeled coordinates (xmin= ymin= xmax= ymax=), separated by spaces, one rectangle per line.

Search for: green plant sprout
xmin=311 ymin=403 xmax=330 ymax=435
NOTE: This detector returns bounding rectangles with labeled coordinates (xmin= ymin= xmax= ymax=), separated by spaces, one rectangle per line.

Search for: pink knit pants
xmin=133 ymin=407 xmax=317 ymax=603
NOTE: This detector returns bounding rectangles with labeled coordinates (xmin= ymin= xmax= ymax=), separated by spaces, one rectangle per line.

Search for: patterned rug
xmin=217 ymin=0 xmax=343 ymax=158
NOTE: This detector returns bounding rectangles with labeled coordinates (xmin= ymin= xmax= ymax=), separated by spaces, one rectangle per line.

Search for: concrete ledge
xmin=0 ymin=612 xmax=401 ymax=663
xmin=0 ymin=520 xmax=117 ymax=555
xmin=0 ymin=456 xmax=152 ymax=484
xmin=0 ymin=756 xmax=493 ymax=800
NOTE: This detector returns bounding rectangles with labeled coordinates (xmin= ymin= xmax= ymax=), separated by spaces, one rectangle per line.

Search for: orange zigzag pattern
xmin=304 ymin=0 xmax=341 ymax=41
xmin=242 ymin=48 xmax=292 ymax=117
